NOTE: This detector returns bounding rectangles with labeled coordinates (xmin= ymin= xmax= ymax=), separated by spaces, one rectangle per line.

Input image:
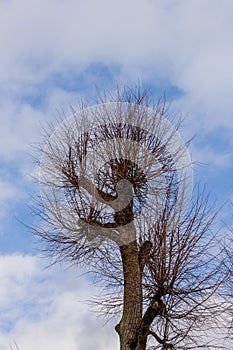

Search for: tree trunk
xmin=135 ymin=300 xmax=165 ymax=350
xmin=116 ymin=226 xmax=143 ymax=350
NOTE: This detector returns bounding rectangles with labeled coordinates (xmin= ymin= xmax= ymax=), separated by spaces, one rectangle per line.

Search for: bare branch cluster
xmin=32 ymin=86 xmax=230 ymax=349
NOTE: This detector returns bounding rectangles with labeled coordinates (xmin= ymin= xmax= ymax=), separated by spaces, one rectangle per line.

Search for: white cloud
xmin=0 ymin=0 xmax=232 ymax=144
xmin=0 ymin=254 xmax=232 ymax=349
xmin=0 ymin=102 xmax=43 ymax=161
xmin=0 ymin=0 xmax=233 ymax=223
xmin=190 ymin=145 xmax=233 ymax=169
xmin=0 ymin=181 xmax=20 ymax=203
xmin=0 ymin=0 xmax=232 ymax=91
xmin=0 ymin=254 xmax=118 ymax=350
xmin=0 ymin=180 xmax=24 ymax=219
xmin=0 ymin=0 xmax=233 ymax=146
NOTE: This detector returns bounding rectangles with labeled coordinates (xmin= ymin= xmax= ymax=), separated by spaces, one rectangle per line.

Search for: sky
xmin=0 ymin=0 xmax=233 ymax=349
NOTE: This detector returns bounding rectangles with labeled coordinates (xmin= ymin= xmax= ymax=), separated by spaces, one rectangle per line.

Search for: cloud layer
xmin=0 ymin=254 xmax=118 ymax=350
xmin=1 ymin=0 xmax=233 ymax=117
xmin=0 ymin=0 xmax=233 ymax=164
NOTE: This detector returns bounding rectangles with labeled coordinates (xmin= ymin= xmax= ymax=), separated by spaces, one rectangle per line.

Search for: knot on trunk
xmin=151 ymin=299 xmax=166 ymax=316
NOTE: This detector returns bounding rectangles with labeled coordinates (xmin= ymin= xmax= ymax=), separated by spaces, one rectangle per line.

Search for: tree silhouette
xmin=34 ymin=86 xmax=227 ymax=349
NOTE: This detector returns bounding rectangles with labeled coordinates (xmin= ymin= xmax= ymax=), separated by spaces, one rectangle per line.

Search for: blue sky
xmin=0 ymin=0 xmax=233 ymax=349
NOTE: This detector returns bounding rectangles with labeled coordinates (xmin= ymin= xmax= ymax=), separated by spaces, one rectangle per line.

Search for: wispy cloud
xmin=0 ymin=180 xmax=23 ymax=219
xmin=0 ymin=0 xmax=233 ymax=114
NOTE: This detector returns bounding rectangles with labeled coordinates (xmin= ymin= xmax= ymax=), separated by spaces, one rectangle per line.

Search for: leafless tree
xmin=33 ymin=86 xmax=228 ymax=349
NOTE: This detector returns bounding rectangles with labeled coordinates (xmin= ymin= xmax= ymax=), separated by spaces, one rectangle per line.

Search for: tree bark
xmin=116 ymin=233 xmax=165 ymax=350
xmin=116 ymin=226 xmax=143 ymax=350
xmin=135 ymin=299 xmax=165 ymax=350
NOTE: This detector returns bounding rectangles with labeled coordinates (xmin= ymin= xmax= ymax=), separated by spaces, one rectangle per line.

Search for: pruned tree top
xmin=32 ymin=85 xmax=229 ymax=349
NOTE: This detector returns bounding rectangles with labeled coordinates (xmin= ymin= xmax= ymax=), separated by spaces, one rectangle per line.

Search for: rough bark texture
xmin=115 ymin=239 xmax=166 ymax=349
xmin=136 ymin=299 xmax=165 ymax=350
xmin=116 ymin=237 xmax=142 ymax=350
